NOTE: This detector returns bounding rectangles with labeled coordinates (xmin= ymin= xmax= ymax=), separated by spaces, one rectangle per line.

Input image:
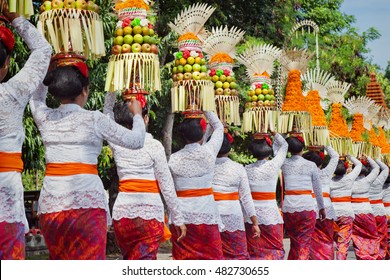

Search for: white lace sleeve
xmin=312 ymin=165 xmax=325 ymax=209
xmin=366 ymin=157 xmax=380 ymax=184
xmin=373 ymin=160 xmax=389 ymax=190
xmin=340 ymin=156 xmax=362 ymax=186
xmin=202 ymin=124 xmax=213 ymax=145
xmin=29 ymin=83 xmax=51 ymax=124
xmin=238 ymin=166 xmax=256 ymax=217
xmin=150 ymin=141 xmax=184 ymax=226
xmin=322 ymin=146 xmax=339 ymax=177
xmin=103 ymin=92 xmax=117 ymax=120
xmin=271 ymin=133 xmax=288 ymax=169
xmin=203 ymin=111 xmax=224 ymax=157
xmin=94 ymin=112 xmax=145 ymax=149
xmin=5 ymin=17 xmax=52 ymax=106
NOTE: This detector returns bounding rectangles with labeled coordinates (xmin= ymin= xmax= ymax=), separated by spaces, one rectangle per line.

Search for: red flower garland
xmin=74 ymin=62 xmax=89 ymax=78
xmin=0 ymin=26 xmax=15 ymax=52
xmin=318 ymin=151 xmax=325 ymax=160
xmin=199 ymin=118 xmax=207 ymax=132
xmin=135 ymin=94 xmax=147 ymax=108
xmin=296 ymin=135 xmax=305 ymax=145
xmin=344 ymin=161 xmax=349 ymax=169
xmin=226 ymin=133 xmax=234 ymax=144
xmin=265 ymin=136 xmax=272 ymax=147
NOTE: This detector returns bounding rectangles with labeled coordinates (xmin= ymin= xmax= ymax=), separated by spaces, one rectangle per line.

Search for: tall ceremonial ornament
xmin=0 ymin=0 xmax=34 ymax=18
xmin=326 ymin=80 xmax=353 ymax=155
xmin=203 ymin=26 xmax=244 ymax=125
xmin=104 ymin=0 xmax=160 ymax=100
xmin=302 ymin=69 xmax=334 ymax=147
xmin=278 ymin=48 xmax=314 ymax=141
xmin=237 ymin=44 xmax=282 ymax=135
xmin=364 ymin=103 xmax=382 ymax=158
xmin=169 ymin=3 xmax=216 ymax=115
xmin=344 ymin=96 xmax=376 ymax=157
xmin=37 ymin=0 xmax=105 ymax=60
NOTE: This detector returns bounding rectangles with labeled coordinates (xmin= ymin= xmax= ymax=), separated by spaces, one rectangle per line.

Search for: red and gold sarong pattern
xmin=351 ymin=213 xmax=380 ymax=260
xmin=0 ymin=222 xmax=25 ymax=260
xmin=309 ymin=219 xmax=334 ymax=260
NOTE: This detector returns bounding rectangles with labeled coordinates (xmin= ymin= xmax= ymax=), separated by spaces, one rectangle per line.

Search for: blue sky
xmin=340 ymin=0 xmax=390 ymax=70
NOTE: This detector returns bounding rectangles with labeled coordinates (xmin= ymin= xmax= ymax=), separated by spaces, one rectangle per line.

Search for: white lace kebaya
xmin=29 ymin=85 xmax=145 ymax=222
xmin=383 ymin=183 xmax=390 ymax=217
xmin=212 ymin=157 xmax=256 ymax=232
xmin=168 ymin=111 xmax=224 ymax=228
xmin=330 ymin=156 xmax=362 ymax=219
xmin=103 ymin=93 xmax=184 ymax=226
xmin=313 ymin=146 xmax=339 ymax=220
xmin=282 ymin=154 xmax=325 ymax=214
xmin=369 ymin=160 xmax=389 ymax=217
xmin=0 ymin=16 xmax=52 ymax=232
xmin=244 ymin=133 xmax=287 ymax=225
xmin=351 ymin=157 xmax=379 ymax=215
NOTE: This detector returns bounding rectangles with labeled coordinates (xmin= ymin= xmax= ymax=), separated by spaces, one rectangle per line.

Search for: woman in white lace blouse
xmin=211 ymin=132 xmax=260 ymax=260
xmin=330 ymin=156 xmax=362 ymax=260
xmin=302 ymin=146 xmax=339 ymax=260
xmin=383 ymin=177 xmax=390 ymax=260
xmin=245 ymin=132 xmax=287 ymax=260
xmin=0 ymin=6 xmax=51 ymax=259
xmin=281 ymin=135 xmax=325 ymax=260
xmin=103 ymin=93 xmax=186 ymax=260
xmin=168 ymin=112 xmax=224 ymax=260
xmin=368 ymin=159 xmax=388 ymax=260
xmin=351 ymin=157 xmax=380 ymax=260
xmin=29 ymin=61 xmax=145 ymax=260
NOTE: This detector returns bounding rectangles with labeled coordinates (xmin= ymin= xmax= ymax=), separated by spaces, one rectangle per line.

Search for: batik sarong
xmin=351 ymin=213 xmax=380 ymax=260
xmin=309 ymin=219 xmax=334 ymax=260
xmin=220 ymin=230 xmax=249 ymax=260
xmin=334 ymin=216 xmax=353 ymax=260
xmin=374 ymin=215 xmax=388 ymax=260
xmin=0 ymin=222 xmax=25 ymax=260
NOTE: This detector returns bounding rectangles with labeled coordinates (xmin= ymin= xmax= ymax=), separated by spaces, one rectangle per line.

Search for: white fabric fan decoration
xmin=236 ymin=44 xmax=282 ymax=82
xmin=364 ymin=104 xmax=382 ymax=130
xmin=279 ymin=48 xmax=314 ymax=73
xmin=203 ymin=26 xmax=245 ymax=61
xmin=344 ymin=96 xmax=375 ymax=117
xmin=168 ymin=3 xmax=216 ymax=42
xmin=326 ymin=80 xmax=351 ymax=105
xmin=302 ymin=69 xmax=335 ymax=98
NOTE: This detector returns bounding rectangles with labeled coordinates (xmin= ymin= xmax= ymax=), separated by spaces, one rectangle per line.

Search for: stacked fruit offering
xmin=171 ymin=50 xmax=208 ymax=82
xmin=112 ymin=16 xmax=158 ymax=55
xmin=209 ymin=68 xmax=238 ymax=96
xmin=40 ymin=0 xmax=100 ymax=12
xmin=245 ymin=82 xmax=276 ymax=109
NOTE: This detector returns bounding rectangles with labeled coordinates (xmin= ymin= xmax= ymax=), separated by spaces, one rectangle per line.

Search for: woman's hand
xmin=176 ymin=224 xmax=187 ymax=243
xmin=127 ymin=99 xmax=142 ymax=116
xmin=252 ymin=224 xmax=261 ymax=238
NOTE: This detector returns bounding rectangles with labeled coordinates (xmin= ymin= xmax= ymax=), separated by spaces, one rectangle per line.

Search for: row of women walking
xmin=1 ymin=8 xmax=389 ymax=260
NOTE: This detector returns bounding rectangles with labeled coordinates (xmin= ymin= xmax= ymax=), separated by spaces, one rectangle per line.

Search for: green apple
xmin=172 ymin=67 xmax=178 ymax=74
xmin=215 ymin=81 xmax=223 ymax=88
xmin=177 ymin=65 xmax=184 ymax=73
xmin=215 ymin=88 xmax=224 ymax=95
xmin=133 ymin=34 xmax=143 ymax=44
xmin=200 ymin=65 xmax=207 ymax=73
xmin=114 ymin=36 xmax=124 ymax=46
xmin=200 ymin=58 xmax=206 ymax=65
xmin=230 ymin=82 xmax=237 ymax=89
xmin=219 ymin=75 xmax=226 ymax=82
xmin=75 ymin=0 xmax=87 ymax=9
xmin=149 ymin=37 xmax=157 ymax=45
xmin=251 ymin=95 xmax=258 ymax=102
xmin=184 ymin=64 xmax=192 ymax=73
xmin=86 ymin=0 xmax=95 ymax=10
xmin=192 ymin=64 xmax=201 ymax=72
xmin=192 ymin=71 xmax=201 ymax=80
xmin=264 ymin=100 xmax=270 ymax=106
xmin=43 ymin=1 xmax=52 ymax=10
xmin=184 ymin=72 xmax=192 ymax=80
xmin=149 ymin=29 xmax=155 ymax=36
xmin=194 ymin=57 xmax=202 ymax=65
xmin=131 ymin=43 xmax=141 ymax=53
xmin=133 ymin=26 xmax=142 ymax=35
xmin=223 ymin=88 xmax=231 ymax=95
xmin=123 ymin=34 xmax=133 ymax=45
xmin=211 ymin=75 xmax=219 ymax=82
xmin=265 ymin=94 xmax=272 ymax=101
xmin=142 ymin=26 xmax=149 ymax=36
xmin=143 ymin=35 xmax=151 ymax=44
xmin=258 ymin=94 xmax=265 ymax=101
xmin=52 ymin=0 xmax=64 ymax=9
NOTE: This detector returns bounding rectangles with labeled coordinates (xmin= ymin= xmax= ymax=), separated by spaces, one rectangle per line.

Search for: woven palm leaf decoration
xmin=170 ymin=3 xmax=216 ymax=114
xmin=236 ymin=44 xmax=282 ymax=134
xmin=203 ymin=26 xmax=244 ymax=125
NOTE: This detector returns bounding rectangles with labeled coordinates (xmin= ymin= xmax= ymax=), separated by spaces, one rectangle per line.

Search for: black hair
xmin=218 ymin=134 xmax=231 ymax=155
xmin=302 ymin=151 xmax=323 ymax=167
xmin=359 ymin=164 xmax=369 ymax=176
xmin=249 ymin=139 xmax=272 ymax=160
xmin=385 ymin=173 xmax=390 ymax=184
xmin=334 ymin=160 xmax=347 ymax=176
xmin=286 ymin=136 xmax=304 ymax=155
xmin=179 ymin=118 xmax=204 ymax=143
xmin=113 ymin=101 xmax=148 ymax=129
xmin=43 ymin=66 xmax=90 ymax=101
xmin=0 ymin=41 xmax=9 ymax=68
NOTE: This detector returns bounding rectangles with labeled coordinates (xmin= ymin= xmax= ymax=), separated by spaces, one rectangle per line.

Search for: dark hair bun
xmin=286 ymin=136 xmax=304 ymax=155
xmin=334 ymin=160 xmax=347 ymax=176
xmin=302 ymin=151 xmax=323 ymax=167
xmin=179 ymin=118 xmax=204 ymax=143
xmin=249 ymin=139 xmax=273 ymax=160
xmin=218 ymin=134 xmax=231 ymax=155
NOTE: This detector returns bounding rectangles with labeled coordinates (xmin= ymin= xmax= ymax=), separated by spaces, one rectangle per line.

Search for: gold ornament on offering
xmin=203 ymin=26 xmax=245 ymax=125
xmin=169 ymin=3 xmax=216 ymax=114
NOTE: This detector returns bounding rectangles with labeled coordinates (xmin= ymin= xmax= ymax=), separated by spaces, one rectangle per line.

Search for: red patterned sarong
xmin=309 ymin=219 xmax=334 ymax=260
xmin=387 ymin=218 xmax=390 ymax=260
xmin=0 ymin=222 xmax=25 ymax=260
xmin=352 ymin=213 xmax=380 ymax=260
xmin=334 ymin=216 xmax=353 ymax=260
xmin=245 ymin=223 xmax=284 ymax=260
xmin=170 ymin=224 xmax=223 ymax=260
xmin=39 ymin=208 xmax=107 ymax=260
xmin=283 ymin=210 xmax=316 ymax=260
xmin=375 ymin=215 xmax=388 ymax=260
xmin=113 ymin=217 xmax=163 ymax=260
xmin=220 ymin=230 xmax=249 ymax=260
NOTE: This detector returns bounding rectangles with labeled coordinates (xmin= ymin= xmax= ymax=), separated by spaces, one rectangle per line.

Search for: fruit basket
xmin=0 ymin=0 xmax=34 ymax=19
xmin=203 ymin=26 xmax=244 ymax=125
xmin=169 ymin=3 xmax=216 ymax=113
xmin=237 ymin=44 xmax=282 ymax=133
xmin=37 ymin=1 xmax=105 ymax=59
xmin=105 ymin=0 xmax=160 ymax=98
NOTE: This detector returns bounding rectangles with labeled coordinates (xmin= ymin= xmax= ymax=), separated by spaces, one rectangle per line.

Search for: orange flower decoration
xmin=282 ymin=70 xmax=307 ymax=112
xmin=305 ymin=90 xmax=327 ymax=126
xmin=368 ymin=128 xmax=379 ymax=146
xmin=329 ymin=103 xmax=349 ymax=137
xmin=178 ymin=32 xmax=199 ymax=42
xmin=209 ymin=52 xmax=234 ymax=64
xmin=350 ymin=114 xmax=364 ymax=142
xmin=115 ymin=0 xmax=150 ymax=11
xmin=377 ymin=127 xmax=390 ymax=153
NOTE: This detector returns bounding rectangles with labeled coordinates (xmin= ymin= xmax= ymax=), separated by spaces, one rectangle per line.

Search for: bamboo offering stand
xmin=0 ymin=0 xmax=34 ymax=19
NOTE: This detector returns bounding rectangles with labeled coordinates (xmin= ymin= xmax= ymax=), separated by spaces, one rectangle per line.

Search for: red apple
xmin=131 ymin=43 xmax=141 ymax=53
xmin=141 ymin=43 xmax=151 ymax=53
xmin=122 ymin=44 xmax=131 ymax=53
xmin=150 ymin=44 xmax=158 ymax=54
xmin=86 ymin=0 xmax=95 ymax=10
xmin=172 ymin=74 xmax=178 ymax=81
xmin=176 ymin=73 xmax=184 ymax=81
xmin=111 ymin=45 xmax=122 ymax=55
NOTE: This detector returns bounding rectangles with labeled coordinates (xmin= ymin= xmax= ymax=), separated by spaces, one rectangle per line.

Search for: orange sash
xmin=384 ymin=202 xmax=390 ymax=207
xmin=312 ymin=192 xmax=330 ymax=198
xmin=45 ymin=162 xmax=98 ymax=176
xmin=351 ymin=197 xmax=369 ymax=203
xmin=251 ymin=192 xmax=276 ymax=200
xmin=0 ymin=152 xmax=23 ymax=173
xmin=162 ymin=215 xmax=172 ymax=242
xmin=176 ymin=188 xmax=213 ymax=198
xmin=213 ymin=192 xmax=239 ymax=201
xmin=285 ymin=190 xmax=312 ymax=196
xmin=119 ymin=179 xmax=159 ymax=193
xmin=370 ymin=199 xmax=383 ymax=205
xmin=331 ymin=196 xmax=351 ymax=203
